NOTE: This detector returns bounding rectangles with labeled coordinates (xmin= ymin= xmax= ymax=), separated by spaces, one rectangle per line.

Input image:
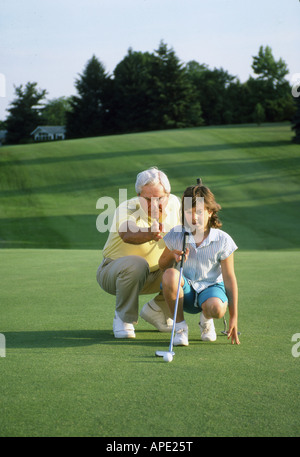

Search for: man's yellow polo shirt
xmin=102 ymin=194 xmax=181 ymax=272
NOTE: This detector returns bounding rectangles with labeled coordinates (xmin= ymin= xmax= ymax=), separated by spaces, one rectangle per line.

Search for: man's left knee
xmin=119 ymin=256 xmax=150 ymax=280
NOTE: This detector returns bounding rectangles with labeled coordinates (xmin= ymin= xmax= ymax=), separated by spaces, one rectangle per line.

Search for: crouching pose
xmin=159 ymin=181 xmax=240 ymax=346
xmin=96 ymin=167 xmax=181 ymax=338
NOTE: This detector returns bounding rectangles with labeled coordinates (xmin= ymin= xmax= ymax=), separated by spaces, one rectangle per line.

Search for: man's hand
xmin=150 ymin=220 xmax=164 ymax=241
xmin=119 ymin=220 xmax=164 ymax=244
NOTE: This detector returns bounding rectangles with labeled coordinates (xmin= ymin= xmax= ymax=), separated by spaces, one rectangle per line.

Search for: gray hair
xmin=135 ymin=167 xmax=171 ymax=194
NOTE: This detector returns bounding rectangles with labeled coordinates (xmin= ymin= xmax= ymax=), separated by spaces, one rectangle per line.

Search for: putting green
xmin=0 ymin=248 xmax=299 ymax=437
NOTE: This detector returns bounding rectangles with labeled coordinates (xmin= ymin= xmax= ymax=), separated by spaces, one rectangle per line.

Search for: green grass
xmin=0 ymin=248 xmax=299 ymax=437
xmin=0 ymin=123 xmax=300 ymax=437
xmin=0 ymin=123 xmax=300 ymax=250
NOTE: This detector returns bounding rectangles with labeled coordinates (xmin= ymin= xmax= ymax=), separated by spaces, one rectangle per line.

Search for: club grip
xmin=180 ymin=232 xmax=189 ymax=268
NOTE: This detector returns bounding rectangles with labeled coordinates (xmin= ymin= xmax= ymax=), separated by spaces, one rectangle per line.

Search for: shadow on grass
xmin=4 ymin=329 xmax=229 ymax=350
xmin=4 ymin=329 xmax=170 ymax=349
xmin=1 ymin=143 xmax=298 ymax=199
xmin=0 ymin=140 xmax=292 ymax=169
xmin=0 ymin=214 xmax=104 ymax=249
xmin=4 ymin=330 xmax=108 ymax=349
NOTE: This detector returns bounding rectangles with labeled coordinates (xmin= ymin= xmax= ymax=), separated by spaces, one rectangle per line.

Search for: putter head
xmin=155 ymin=350 xmax=175 ymax=357
xmin=221 ymin=316 xmax=241 ymax=335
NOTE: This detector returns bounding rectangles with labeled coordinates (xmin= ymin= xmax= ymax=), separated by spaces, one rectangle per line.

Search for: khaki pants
xmin=96 ymin=256 xmax=171 ymax=323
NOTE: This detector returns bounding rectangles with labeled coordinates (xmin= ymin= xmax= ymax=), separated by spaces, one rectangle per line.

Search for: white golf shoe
xmin=113 ymin=312 xmax=136 ymax=339
xmin=140 ymin=300 xmax=173 ymax=333
xmin=199 ymin=312 xmax=217 ymax=342
xmin=173 ymin=321 xmax=189 ymax=346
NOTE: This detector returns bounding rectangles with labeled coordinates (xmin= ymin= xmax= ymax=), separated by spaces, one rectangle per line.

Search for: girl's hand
xmin=227 ymin=318 xmax=240 ymax=345
xmin=173 ymin=247 xmax=189 ymax=263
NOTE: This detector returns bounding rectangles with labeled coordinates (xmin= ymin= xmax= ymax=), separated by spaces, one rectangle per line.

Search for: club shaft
xmin=168 ymin=266 xmax=184 ymax=352
xmin=168 ymin=232 xmax=188 ymax=353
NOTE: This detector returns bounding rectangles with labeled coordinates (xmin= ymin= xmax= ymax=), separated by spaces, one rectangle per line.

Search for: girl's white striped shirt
xmin=163 ymin=226 xmax=238 ymax=293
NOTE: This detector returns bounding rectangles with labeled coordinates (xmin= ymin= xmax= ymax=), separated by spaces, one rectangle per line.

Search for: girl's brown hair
xmin=181 ymin=180 xmax=222 ymax=229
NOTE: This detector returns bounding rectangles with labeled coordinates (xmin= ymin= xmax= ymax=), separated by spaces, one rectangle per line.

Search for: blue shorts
xmin=182 ymin=277 xmax=228 ymax=314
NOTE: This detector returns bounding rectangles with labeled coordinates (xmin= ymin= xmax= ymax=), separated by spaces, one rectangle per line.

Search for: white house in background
xmin=31 ymin=126 xmax=66 ymax=142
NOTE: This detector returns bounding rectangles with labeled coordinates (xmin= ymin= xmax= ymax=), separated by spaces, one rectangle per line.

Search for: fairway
xmin=1 ymin=123 xmax=299 ymax=250
xmin=0 ymin=123 xmax=300 ymax=437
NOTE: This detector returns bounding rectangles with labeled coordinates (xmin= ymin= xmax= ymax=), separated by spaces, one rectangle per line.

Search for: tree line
xmin=2 ymin=41 xmax=299 ymax=144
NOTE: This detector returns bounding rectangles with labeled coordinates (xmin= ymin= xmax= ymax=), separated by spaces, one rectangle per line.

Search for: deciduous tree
xmin=5 ymin=82 xmax=47 ymax=144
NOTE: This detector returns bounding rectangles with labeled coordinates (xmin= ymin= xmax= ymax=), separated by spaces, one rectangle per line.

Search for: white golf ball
xmin=163 ymin=352 xmax=173 ymax=362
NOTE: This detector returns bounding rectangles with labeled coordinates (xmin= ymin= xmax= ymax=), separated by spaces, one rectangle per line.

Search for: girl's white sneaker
xmin=199 ymin=313 xmax=217 ymax=341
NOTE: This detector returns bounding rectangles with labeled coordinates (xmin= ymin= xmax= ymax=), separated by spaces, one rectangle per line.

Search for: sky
xmin=0 ymin=0 xmax=299 ymax=121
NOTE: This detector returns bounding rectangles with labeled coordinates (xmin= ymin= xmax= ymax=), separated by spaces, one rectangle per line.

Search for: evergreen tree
xmin=66 ymin=56 xmax=111 ymax=138
xmin=186 ymin=61 xmax=236 ymax=125
xmin=112 ymin=49 xmax=155 ymax=133
xmin=150 ymin=41 xmax=203 ymax=130
xmin=5 ymin=82 xmax=47 ymax=144
xmin=224 ymin=79 xmax=250 ymax=124
xmin=111 ymin=42 xmax=203 ymax=133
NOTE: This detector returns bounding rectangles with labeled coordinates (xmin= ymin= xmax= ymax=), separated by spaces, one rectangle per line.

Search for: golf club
xmin=221 ymin=316 xmax=228 ymax=335
xmin=155 ymin=231 xmax=189 ymax=361
xmin=221 ymin=314 xmax=241 ymax=336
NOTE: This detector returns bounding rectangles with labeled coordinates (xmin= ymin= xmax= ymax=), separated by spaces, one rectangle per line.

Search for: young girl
xmin=159 ymin=181 xmax=240 ymax=345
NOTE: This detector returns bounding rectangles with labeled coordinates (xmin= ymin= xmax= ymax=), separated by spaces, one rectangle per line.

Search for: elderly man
xmin=96 ymin=167 xmax=181 ymax=338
